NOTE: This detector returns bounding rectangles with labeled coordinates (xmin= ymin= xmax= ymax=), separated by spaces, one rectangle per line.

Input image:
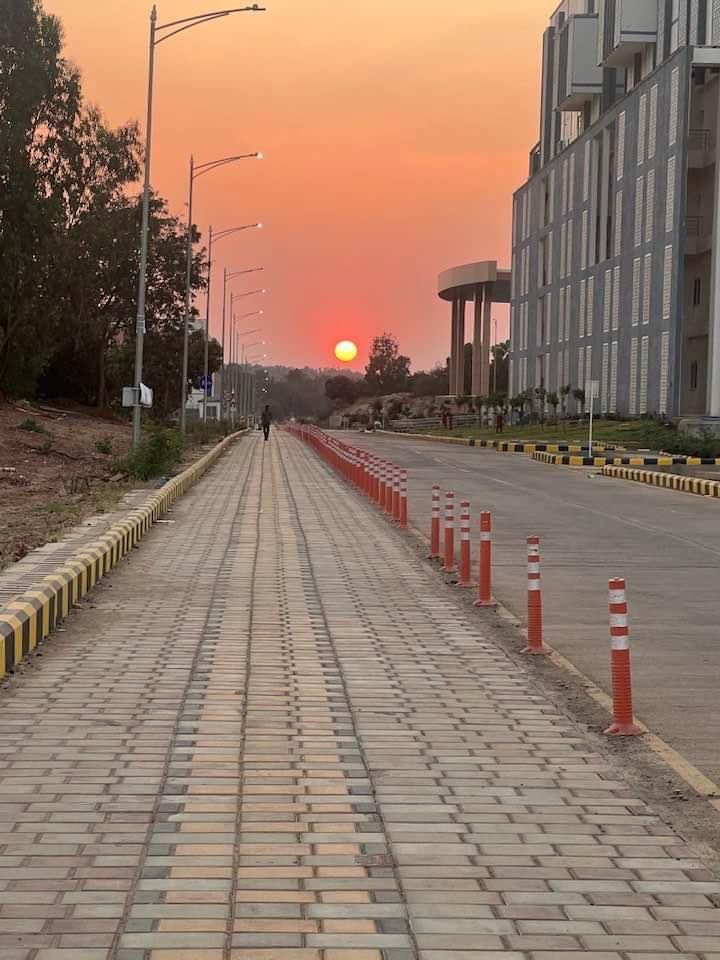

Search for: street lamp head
xmin=256 ymin=222 xmax=263 ymax=229
xmin=256 ymin=152 xmax=264 ymax=160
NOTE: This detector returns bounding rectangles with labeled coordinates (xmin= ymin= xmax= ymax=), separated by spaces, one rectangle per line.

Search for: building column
xmin=706 ymin=88 xmax=720 ymax=415
xmin=472 ymin=286 xmax=483 ymax=396
xmin=449 ymin=300 xmax=458 ymax=396
xmin=482 ymin=283 xmax=493 ymax=396
xmin=455 ymin=299 xmax=466 ymax=396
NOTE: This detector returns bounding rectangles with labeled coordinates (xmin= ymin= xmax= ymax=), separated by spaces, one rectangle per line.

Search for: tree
xmin=573 ymin=387 xmax=586 ymax=415
xmin=325 ymin=375 xmax=360 ymax=407
xmin=364 ymin=333 xmax=410 ymax=395
xmin=411 ymin=365 xmax=448 ymax=397
xmin=559 ymin=384 xmax=572 ymax=418
xmin=546 ymin=390 xmax=560 ymax=422
xmin=0 ymin=0 xmax=82 ymax=394
xmin=490 ymin=340 xmax=510 ymax=395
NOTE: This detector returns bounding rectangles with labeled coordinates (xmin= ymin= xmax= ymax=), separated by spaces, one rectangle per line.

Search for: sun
xmin=335 ymin=340 xmax=358 ymax=363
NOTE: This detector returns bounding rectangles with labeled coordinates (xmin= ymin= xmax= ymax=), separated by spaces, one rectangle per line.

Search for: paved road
xmin=2 ymin=431 xmax=720 ymax=958
xmin=346 ymin=432 xmax=720 ymax=785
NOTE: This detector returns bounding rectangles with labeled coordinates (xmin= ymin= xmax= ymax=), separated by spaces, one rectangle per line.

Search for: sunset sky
xmin=46 ymin=0 xmax=548 ymax=371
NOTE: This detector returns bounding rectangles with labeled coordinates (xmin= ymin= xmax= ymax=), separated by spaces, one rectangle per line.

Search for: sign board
xmin=585 ymin=379 xmax=600 ymax=399
xmin=121 ymin=385 xmax=154 ymax=409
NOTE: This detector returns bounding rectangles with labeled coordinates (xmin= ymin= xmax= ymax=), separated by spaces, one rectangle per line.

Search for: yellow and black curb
xmin=0 ymin=431 xmax=244 ymax=680
xmin=388 ymin=433 xmax=619 ymax=454
xmin=602 ymin=465 xmax=720 ymax=497
xmin=532 ymin=451 xmax=720 ymax=468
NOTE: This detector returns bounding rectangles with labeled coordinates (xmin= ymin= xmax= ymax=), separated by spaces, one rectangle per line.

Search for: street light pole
xmin=132 ymin=6 xmax=158 ymax=448
xmin=131 ymin=3 xmax=265 ymax=448
xmin=221 ymin=266 xmax=263 ymax=418
xmin=180 ymin=155 xmax=195 ymax=436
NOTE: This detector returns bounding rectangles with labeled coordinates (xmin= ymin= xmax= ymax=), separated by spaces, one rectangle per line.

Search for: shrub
xmin=95 ymin=437 xmax=113 ymax=455
xmin=116 ymin=425 xmax=183 ymax=481
xmin=19 ymin=417 xmax=46 ymax=433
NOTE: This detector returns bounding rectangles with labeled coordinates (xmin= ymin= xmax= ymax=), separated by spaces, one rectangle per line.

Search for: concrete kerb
xmin=384 ymin=431 xmax=620 ymax=455
xmin=534 ymin=450 xmax=720 ymax=468
xmin=0 ymin=430 xmax=247 ymax=680
xmin=602 ymin=464 xmax=720 ymax=498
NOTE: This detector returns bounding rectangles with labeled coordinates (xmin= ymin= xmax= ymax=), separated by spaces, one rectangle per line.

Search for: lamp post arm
xmin=156 ymin=6 xmax=265 ymax=44
xmin=194 ymin=153 xmax=260 ymax=178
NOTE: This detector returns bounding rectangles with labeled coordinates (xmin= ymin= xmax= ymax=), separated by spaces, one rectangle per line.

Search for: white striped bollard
xmin=457 ymin=500 xmax=472 ymax=587
xmin=523 ymin=535 xmax=548 ymax=654
xmin=605 ymin=578 xmax=642 ymax=736
xmin=441 ymin=492 xmax=456 ymax=573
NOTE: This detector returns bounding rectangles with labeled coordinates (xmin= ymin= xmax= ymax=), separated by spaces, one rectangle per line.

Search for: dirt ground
xmin=0 ymin=400 xmax=132 ymax=571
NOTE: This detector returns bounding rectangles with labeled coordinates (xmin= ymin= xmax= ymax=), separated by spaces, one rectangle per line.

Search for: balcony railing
xmin=689 ymin=128 xmax=712 ymax=151
xmin=687 ymin=216 xmax=704 ymax=237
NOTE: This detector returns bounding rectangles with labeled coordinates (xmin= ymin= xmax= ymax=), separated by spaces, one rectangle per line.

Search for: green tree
xmin=546 ymin=390 xmax=560 ymax=422
xmin=364 ymin=333 xmax=410 ymax=396
xmin=0 ymin=0 xmax=82 ymax=394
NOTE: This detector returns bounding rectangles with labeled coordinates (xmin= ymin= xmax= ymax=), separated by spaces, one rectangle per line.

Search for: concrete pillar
xmin=449 ymin=300 xmax=458 ymax=396
xmin=472 ymin=286 xmax=483 ymax=396
xmin=706 ymin=87 xmax=720 ymax=415
xmin=455 ymin=299 xmax=466 ymax=396
xmin=482 ymin=284 xmax=493 ymax=396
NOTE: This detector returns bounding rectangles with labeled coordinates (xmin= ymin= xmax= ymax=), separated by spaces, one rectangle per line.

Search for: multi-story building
xmin=510 ymin=0 xmax=720 ymax=419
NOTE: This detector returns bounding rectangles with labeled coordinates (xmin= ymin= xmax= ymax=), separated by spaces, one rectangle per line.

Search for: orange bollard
xmin=457 ymin=500 xmax=472 ymax=587
xmin=399 ymin=470 xmax=408 ymax=529
xmin=605 ymin=578 xmax=642 ymax=736
xmin=428 ymin=485 xmax=441 ymax=559
xmin=378 ymin=461 xmax=386 ymax=508
xmin=474 ymin=511 xmax=494 ymax=606
xmin=523 ymin=536 xmax=548 ymax=655
xmin=385 ymin=465 xmax=394 ymax=515
xmin=392 ymin=466 xmax=401 ymax=521
xmin=441 ymin=492 xmax=456 ymax=573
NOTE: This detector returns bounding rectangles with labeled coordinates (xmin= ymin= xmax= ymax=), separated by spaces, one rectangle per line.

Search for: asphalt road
xmin=344 ymin=431 xmax=720 ymax=785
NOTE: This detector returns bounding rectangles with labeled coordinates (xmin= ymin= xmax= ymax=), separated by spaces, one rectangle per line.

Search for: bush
xmin=116 ymin=425 xmax=183 ymax=481
xmin=95 ymin=437 xmax=113 ymax=455
xmin=19 ymin=417 xmax=46 ymax=433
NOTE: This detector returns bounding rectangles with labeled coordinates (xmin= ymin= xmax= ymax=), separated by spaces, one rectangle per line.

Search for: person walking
xmin=261 ymin=404 xmax=272 ymax=441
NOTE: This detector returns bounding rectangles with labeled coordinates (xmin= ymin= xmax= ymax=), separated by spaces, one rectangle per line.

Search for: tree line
xmin=1 ymin=0 xmax=216 ymax=416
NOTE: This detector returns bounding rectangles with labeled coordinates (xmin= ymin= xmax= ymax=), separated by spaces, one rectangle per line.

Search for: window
xmin=635 ymin=177 xmax=644 ymax=246
xmin=567 ymin=221 xmax=573 ymax=277
xmin=663 ymin=245 xmax=673 ymax=320
xmin=615 ymin=190 xmax=623 ymax=256
xmin=629 ymin=338 xmax=639 ymax=414
xmin=558 ymin=288 xmax=564 ymax=344
xmin=562 ymin=160 xmax=568 ymax=216
xmin=603 ymin=269 xmax=612 ymax=334
xmin=693 ymin=276 xmax=702 ymax=306
xmin=612 ymin=267 xmax=620 ymax=331
xmin=581 ymin=211 xmax=588 ymax=270
xmin=638 ymin=94 xmax=647 ymax=165
xmin=587 ymin=276 xmax=595 ymax=337
xmin=583 ymin=140 xmax=591 ymax=201
xmin=632 ymin=259 xmax=641 ymax=325
xmin=643 ymin=254 xmax=652 ymax=324
xmin=601 ymin=342 xmax=610 ymax=414
xmin=633 ymin=52 xmax=643 ymax=87
xmin=610 ymin=341 xmax=619 ymax=413
xmin=561 ymin=222 xmax=567 ymax=278
xmin=659 ymin=331 xmax=670 ymax=414
xmin=639 ymin=336 xmax=649 ymax=414
xmin=569 ymin=154 xmax=575 ymax=212
xmin=669 ymin=67 xmax=680 ymax=146
xmin=645 ymin=169 xmax=655 ymax=244
xmin=578 ymin=347 xmax=585 ymax=393
xmin=648 ymin=85 xmax=658 ymax=160
xmin=580 ymin=279 xmax=587 ymax=338
xmin=617 ymin=112 xmax=626 ymax=180
xmin=670 ymin=0 xmax=680 ymax=52
xmin=690 ymin=360 xmax=699 ymax=390
xmin=566 ymin=284 xmax=572 ymax=343
xmin=585 ymin=345 xmax=593 ymax=396
xmin=666 ymin=156 xmax=676 ymax=233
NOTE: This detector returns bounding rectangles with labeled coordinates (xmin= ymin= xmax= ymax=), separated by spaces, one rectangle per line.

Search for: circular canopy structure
xmin=438 ymin=260 xmax=512 ymax=303
xmin=437 ymin=259 xmax=512 ymax=397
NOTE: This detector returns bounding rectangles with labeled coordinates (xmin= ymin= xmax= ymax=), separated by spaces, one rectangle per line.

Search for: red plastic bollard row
xmin=605 ymin=578 xmax=642 ymax=736
xmin=523 ymin=535 xmax=548 ymax=655
xmin=283 ymin=424 xmax=409 ymax=530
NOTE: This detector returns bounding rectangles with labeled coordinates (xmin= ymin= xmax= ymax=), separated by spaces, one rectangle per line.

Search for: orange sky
xmin=46 ymin=0 xmax=547 ymax=371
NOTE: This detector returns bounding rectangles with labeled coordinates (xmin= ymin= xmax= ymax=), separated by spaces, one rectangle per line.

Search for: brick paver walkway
xmin=2 ymin=432 xmax=720 ymax=959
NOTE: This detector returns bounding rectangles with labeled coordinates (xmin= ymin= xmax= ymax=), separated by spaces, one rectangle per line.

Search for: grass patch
xmin=115 ymin=425 xmax=184 ymax=481
xmin=411 ymin=419 xmax=720 ymax=457
xmin=38 ymin=501 xmax=81 ymax=515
